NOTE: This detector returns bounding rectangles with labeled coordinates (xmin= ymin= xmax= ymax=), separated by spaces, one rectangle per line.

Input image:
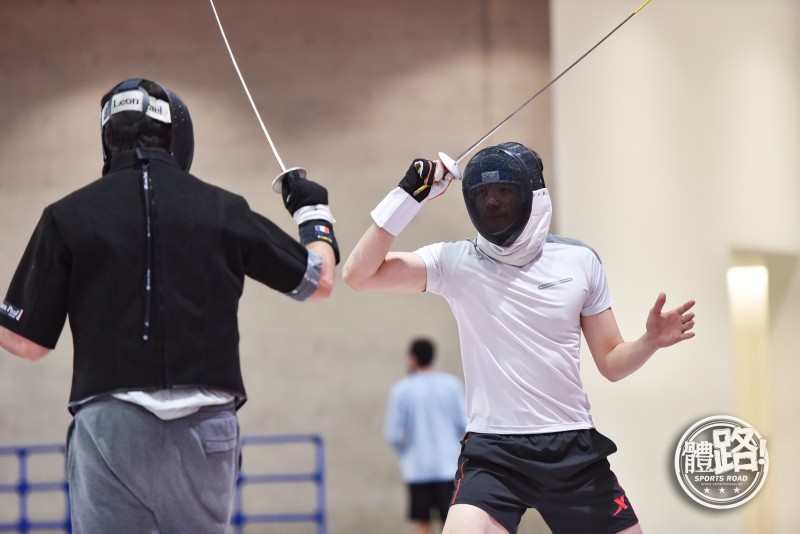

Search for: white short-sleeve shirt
xmin=414 ymin=235 xmax=612 ymax=434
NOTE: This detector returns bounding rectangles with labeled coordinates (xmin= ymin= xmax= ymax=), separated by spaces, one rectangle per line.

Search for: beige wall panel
xmin=552 ymin=1 xmax=799 ymax=533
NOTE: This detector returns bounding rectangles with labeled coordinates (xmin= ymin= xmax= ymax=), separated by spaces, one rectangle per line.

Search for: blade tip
xmin=634 ymin=0 xmax=652 ymax=14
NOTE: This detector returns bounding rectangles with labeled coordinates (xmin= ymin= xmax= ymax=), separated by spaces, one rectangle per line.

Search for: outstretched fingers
xmin=676 ymin=298 xmax=697 ymax=315
xmin=674 ymin=299 xmax=697 ymax=338
xmin=647 ymin=293 xmax=697 ymax=347
xmin=678 ymin=308 xmax=696 ymax=337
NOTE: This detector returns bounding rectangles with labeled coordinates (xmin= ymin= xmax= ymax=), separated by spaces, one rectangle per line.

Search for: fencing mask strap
xmin=100 ymin=78 xmax=194 ymax=172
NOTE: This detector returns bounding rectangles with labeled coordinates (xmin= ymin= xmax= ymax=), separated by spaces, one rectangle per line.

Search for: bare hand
xmin=645 ymin=292 xmax=696 ymax=349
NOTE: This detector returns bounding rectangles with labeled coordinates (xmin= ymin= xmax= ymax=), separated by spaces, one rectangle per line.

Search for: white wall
xmin=551 ymin=1 xmax=800 ymax=532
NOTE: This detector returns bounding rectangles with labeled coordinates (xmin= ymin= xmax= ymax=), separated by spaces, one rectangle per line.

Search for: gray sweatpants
xmin=66 ymin=397 xmax=240 ymax=534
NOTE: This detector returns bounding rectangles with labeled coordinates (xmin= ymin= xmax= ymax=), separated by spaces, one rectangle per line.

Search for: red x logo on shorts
xmin=613 ymin=494 xmax=628 ymax=516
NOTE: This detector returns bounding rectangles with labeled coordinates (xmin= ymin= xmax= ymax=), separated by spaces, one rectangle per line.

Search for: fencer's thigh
xmin=443 ymin=504 xmax=509 ymax=534
xmin=67 ymin=397 xmax=240 ymax=534
xmin=67 ymin=400 xmax=159 ymax=534
xmin=154 ymin=403 xmax=240 ymax=533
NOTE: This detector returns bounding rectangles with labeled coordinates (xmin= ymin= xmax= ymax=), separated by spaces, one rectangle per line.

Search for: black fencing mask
xmin=100 ymin=78 xmax=194 ymax=171
xmin=462 ymin=142 xmax=545 ymax=247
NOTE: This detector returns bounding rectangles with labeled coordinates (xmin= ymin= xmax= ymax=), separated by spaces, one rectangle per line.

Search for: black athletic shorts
xmin=451 ymin=429 xmax=639 ymax=534
xmin=408 ymin=480 xmax=455 ymax=522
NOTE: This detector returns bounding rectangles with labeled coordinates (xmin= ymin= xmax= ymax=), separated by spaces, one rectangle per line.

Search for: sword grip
xmin=271 ymin=167 xmax=307 ymax=194
xmin=438 ymin=152 xmax=462 ymax=181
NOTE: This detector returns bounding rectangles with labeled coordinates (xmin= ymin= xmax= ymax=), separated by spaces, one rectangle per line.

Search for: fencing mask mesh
xmin=462 ymin=142 xmax=545 ymax=247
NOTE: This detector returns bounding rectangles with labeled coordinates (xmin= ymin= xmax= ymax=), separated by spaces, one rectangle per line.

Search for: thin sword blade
xmin=209 ymin=0 xmax=287 ymax=172
xmin=455 ymin=0 xmax=653 ymax=164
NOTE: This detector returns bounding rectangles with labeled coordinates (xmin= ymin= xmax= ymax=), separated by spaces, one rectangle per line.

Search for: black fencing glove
xmin=282 ymin=174 xmax=328 ymax=215
xmin=371 ymin=157 xmax=458 ymax=235
xmin=398 ymin=159 xmax=444 ymax=202
xmin=282 ymin=175 xmax=340 ymax=264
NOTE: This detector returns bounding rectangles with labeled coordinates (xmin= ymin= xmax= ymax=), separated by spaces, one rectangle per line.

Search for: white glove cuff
xmin=370 ymin=187 xmax=422 ymax=236
xmin=293 ymin=204 xmax=335 ymax=225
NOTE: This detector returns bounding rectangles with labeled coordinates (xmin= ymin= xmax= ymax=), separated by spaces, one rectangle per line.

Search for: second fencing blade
xmin=439 ymin=0 xmax=654 ymax=177
xmin=208 ymin=0 xmax=305 ymax=194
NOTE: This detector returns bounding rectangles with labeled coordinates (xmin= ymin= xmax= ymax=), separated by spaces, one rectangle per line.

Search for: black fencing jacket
xmin=0 ymin=149 xmax=311 ymax=412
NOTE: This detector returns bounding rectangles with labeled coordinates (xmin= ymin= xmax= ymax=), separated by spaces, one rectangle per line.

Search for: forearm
xmin=342 ymin=224 xmax=395 ymax=291
xmin=344 ymin=157 xmax=454 ymax=293
xmin=0 ymin=326 xmax=50 ymax=361
xmin=600 ymin=332 xmax=659 ymax=382
xmin=305 ymin=241 xmax=336 ymax=301
xmin=277 ymin=172 xmax=339 ymax=301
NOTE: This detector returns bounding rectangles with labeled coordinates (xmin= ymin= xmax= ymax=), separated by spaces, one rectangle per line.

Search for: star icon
xmin=734 ymin=488 xmax=741 ymax=493
xmin=704 ymin=488 xmax=710 ymax=494
xmin=719 ymin=488 xmax=726 ymax=494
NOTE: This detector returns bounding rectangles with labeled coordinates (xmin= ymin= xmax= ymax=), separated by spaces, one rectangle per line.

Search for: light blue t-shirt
xmin=384 ymin=370 xmax=467 ymax=483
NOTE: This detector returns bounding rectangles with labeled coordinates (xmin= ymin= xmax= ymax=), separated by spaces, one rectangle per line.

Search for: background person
xmin=384 ymin=337 xmax=467 ymax=534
